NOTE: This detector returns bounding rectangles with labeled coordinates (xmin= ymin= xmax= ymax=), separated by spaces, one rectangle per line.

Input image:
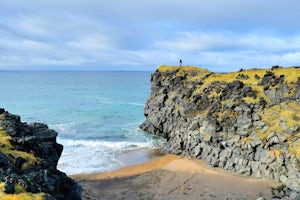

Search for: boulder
xmin=0 ymin=109 xmax=82 ymax=199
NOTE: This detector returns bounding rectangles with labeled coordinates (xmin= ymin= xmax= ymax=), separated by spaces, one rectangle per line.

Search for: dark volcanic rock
xmin=141 ymin=66 xmax=300 ymax=199
xmin=0 ymin=109 xmax=82 ymax=199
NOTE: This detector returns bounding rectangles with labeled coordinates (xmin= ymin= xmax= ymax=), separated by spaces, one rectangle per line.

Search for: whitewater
xmin=0 ymin=71 xmax=163 ymax=174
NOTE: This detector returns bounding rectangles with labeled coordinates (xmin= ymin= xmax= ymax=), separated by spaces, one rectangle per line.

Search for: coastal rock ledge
xmin=0 ymin=109 xmax=82 ymax=199
xmin=141 ymin=65 xmax=300 ymax=199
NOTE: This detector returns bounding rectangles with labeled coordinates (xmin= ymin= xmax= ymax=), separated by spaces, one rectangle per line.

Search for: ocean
xmin=0 ymin=71 xmax=163 ymax=175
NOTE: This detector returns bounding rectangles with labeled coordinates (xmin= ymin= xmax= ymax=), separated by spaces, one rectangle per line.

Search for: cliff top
xmin=143 ymin=65 xmax=300 ymax=195
xmin=156 ymin=65 xmax=300 ymax=156
xmin=158 ymin=65 xmax=300 ymax=83
xmin=158 ymin=65 xmax=300 ymax=101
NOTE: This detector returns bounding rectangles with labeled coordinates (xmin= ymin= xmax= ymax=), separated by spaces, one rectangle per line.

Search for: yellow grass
xmin=242 ymin=96 xmax=258 ymax=104
xmin=257 ymin=102 xmax=300 ymax=156
xmin=158 ymin=65 xmax=180 ymax=72
xmin=188 ymin=67 xmax=274 ymax=104
xmin=241 ymin=136 xmax=252 ymax=145
xmin=158 ymin=66 xmax=300 ymax=156
xmin=0 ymin=183 xmax=46 ymax=200
xmin=257 ymin=129 xmax=268 ymax=141
xmin=260 ymin=102 xmax=300 ymax=134
xmin=0 ymin=128 xmax=37 ymax=170
xmin=0 ymin=129 xmax=45 ymax=198
xmin=272 ymin=67 xmax=300 ymax=84
xmin=158 ymin=66 xmax=211 ymax=82
xmin=158 ymin=65 xmax=208 ymax=73
xmin=288 ymin=140 xmax=300 ymax=157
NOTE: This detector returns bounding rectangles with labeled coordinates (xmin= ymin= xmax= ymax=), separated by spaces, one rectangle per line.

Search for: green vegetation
xmin=241 ymin=136 xmax=252 ymax=145
xmin=158 ymin=65 xmax=208 ymax=73
xmin=157 ymin=65 xmax=300 ymax=157
xmin=0 ymin=128 xmax=46 ymax=198
xmin=159 ymin=65 xmax=300 ymax=106
xmin=0 ymin=183 xmax=46 ymax=200
xmin=0 ymin=128 xmax=37 ymax=170
xmin=288 ymin=140 xmax=300 ymax=157
xmin=258 ymin=101 xmax=300 ymax=157
xmin=259 ymin=102 xmax=300 ymax=136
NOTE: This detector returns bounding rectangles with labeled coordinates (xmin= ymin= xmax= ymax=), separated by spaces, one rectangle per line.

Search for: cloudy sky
xmin=1 ymin=0 xmax=300 ymax=71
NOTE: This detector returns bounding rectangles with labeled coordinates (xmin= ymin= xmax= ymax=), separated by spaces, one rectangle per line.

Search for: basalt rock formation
xmin=141 ymin=66 xmax=300 ymax=199
xmin=0 ymin=109 xmax=82 ymax=199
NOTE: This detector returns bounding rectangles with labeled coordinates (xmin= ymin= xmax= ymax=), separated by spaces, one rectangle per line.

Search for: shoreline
xmin=71 ymin=152 xmax=178 ymax=181
xmin=116 ymin=148 xmax=166 ymax=167
xmin=72 ymin=154 xmax=279 ymax=200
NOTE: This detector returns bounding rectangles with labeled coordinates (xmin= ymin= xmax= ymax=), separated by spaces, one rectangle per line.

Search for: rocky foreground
xmin=141 ymin=65 xmax=300 ymax=199
xmin=0 ymin=109 xmax=82 ymax=199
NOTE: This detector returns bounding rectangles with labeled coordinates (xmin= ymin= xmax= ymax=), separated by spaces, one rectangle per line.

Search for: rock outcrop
xmin=141 ymin=65 xmax=300 ymax=199
xmin=0 ymin=109 xmax=82 ymax=199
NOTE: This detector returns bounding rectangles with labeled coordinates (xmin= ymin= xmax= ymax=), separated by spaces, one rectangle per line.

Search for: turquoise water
xmin=0 ymin=71 xmax=161 ymax=174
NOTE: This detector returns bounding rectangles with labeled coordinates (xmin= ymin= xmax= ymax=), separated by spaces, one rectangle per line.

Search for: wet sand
xmin=72 ymin=153 xmax=278 ymax=200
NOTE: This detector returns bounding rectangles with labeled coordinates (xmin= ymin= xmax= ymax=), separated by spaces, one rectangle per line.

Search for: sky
xmin=1 ymin=0 xmax=300 ymax=71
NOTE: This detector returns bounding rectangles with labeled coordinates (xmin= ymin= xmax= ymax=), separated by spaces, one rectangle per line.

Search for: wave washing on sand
xmin=0 ymin=71 xmax=162 ymax=175
xmin=57 ymin=137 xmax=162 ymax=175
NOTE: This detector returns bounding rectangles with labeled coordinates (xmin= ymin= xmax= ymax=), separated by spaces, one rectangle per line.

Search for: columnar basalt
xmin=141 ymin=66 xmax=300 ymax=198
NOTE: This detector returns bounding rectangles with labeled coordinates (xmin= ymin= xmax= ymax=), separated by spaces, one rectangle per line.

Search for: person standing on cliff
xmin=179 ymin=59 xmax=182 ymax=67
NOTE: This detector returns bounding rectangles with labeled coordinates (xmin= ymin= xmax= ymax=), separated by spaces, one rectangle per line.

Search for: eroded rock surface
xmin=0 ymin=109 xmax=82 ymax=199
xmin=141 ymin=66 xmax=300 ymax=199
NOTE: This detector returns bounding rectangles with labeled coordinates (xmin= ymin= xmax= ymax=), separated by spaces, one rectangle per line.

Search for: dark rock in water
xmin=141 ymin=66 xmax=300 ymax=198
xmin=0 ymin=109 xmax=82 ymax=199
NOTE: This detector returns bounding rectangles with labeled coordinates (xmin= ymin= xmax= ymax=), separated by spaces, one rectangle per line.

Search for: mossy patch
xmin=0 ymin=183 xmax=46 ymax=200
xmin=158 ymin=65 xmax=211 ymax=82
xmin=157 ymin=65 xmax=300 ymax=157
xmin=260 ymin=102 xmax=300 ymax=136
xmin=257 ymin=129 xmax=268 ymax=141
xmin=272 ymin=67 xmax=300 ymax=84
xmin=173 ymin=66 xmax=299 ymax=105
xmin=158 ymin=65 xmax=208 ymax=73
xmin=158 ymin=65 xmax=180 ymax=72
xmin=0 ymin=128 xmax=37 ymax=170
xmin=187 ymin=67 xmax=277 ymax=105
xmin=241 ymin=136 xmax=252 ymax=145
xmin=242 ymin=96 xmax=258 ymax=104
xmin=0 ymin=129 xmax=45 ymax=198
xmin=257 ymin=102 xmax=300 ymax=156
xmin=288 ymin=139 xmax=300 ymax=157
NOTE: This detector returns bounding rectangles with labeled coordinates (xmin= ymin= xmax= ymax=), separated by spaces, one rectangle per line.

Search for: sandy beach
xmin=72 ymin=152 xmax=279 ymax=200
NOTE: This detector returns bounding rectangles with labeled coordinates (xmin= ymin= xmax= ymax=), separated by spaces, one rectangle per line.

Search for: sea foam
xmin=57 ymin=137 xmax=159 ymax=175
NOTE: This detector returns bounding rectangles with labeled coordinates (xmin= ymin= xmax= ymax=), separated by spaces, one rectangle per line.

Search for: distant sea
xmin=0 ymin=71 xmax=163 ymax=175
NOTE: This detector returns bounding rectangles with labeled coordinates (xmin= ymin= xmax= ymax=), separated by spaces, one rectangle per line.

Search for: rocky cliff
xmin=141 ymin=65 xmax=300 ymax=198
xmin=0 ymin=109 xmax=82 ymax=199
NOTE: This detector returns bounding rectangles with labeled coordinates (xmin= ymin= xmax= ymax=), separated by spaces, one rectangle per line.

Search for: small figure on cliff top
xmin=179 ymin=59 xmax=182 ymax=67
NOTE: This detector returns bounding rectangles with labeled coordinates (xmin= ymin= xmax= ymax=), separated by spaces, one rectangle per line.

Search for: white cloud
xmin=154 ymin=32 xmax=300 ymax=53
xmin=1 ymin=0 xmax=300 ymax=70
xmin=66 ymin=34 xmax=117 ymax=51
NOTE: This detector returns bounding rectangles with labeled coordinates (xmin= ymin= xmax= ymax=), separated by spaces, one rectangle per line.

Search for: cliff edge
xmin=141 ymin=65 xmax=300 ymax=198
xmin=0 ymin=109 xmax=82 ymax=200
